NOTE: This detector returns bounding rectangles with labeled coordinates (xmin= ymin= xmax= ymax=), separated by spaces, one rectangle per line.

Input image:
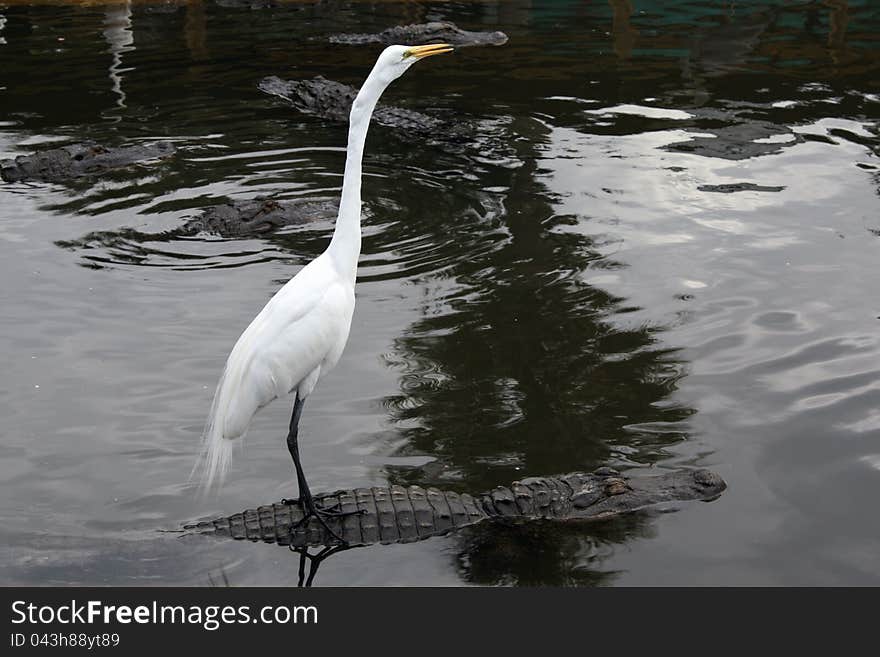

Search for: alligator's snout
xmin=485 ymin=31 xmax=509 ymax=46
xmin=451 ymin=27 xmax=508 ymax=47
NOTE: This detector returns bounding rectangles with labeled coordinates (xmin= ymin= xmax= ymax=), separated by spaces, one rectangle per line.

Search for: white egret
xmin=196 ymin=43 xmax=454 ymax=540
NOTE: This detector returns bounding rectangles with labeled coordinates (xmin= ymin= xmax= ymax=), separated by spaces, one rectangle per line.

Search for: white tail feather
xmin=192 ymin=358 xmax=252 ymax=492
xmin=192 ymin=298 xmax=282 ymax=493
xmin=194 ymin=424 xmax=235 ymax=493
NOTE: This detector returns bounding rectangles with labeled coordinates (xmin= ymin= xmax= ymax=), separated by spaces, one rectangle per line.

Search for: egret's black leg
xmin=281 ymin=395 xmax=362 ymax=545
xmin=282 ymin=395 xmax=308 ymax=504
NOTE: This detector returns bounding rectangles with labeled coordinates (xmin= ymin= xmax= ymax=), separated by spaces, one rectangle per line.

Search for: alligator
xmin=1 ymin=141 xmax=175 ymax=183
xmin=54 ymin=197 xmax=340 ymax=258
xmin=258 ymin=75 xmax=524 ymax=163
xmin=698 ymin=182 xmax=786 ymax=194
xmin=180 ymin=196 xmax=339 ymax=236
xmin=259 ymin=75 xmax=463 ymax=145
xmin=184 ymin=467 xmax=726 ymax=550
xmin=326 ymin=21 xmax=508 ymax=48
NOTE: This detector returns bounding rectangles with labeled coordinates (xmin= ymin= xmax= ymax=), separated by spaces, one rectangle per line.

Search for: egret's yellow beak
xmin=405 ymin=43 xmax=454 ymax=59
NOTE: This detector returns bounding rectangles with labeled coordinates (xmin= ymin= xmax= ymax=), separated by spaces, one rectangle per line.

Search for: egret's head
xmin=373 ymin=43 xmax=453 ymax=85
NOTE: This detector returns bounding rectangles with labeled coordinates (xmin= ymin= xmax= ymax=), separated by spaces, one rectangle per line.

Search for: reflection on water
xmin=226 ymin=513 xmax=658 ymax=587
xmin=383 ymin=142 xmax=693 ymax=489
xmin=456 ymin=514 xmax=652 ymax=586
xmin=103 ymin=1 xmax=134 ymax=113
xmin=0 ymin=1 xmax=878 ymax=586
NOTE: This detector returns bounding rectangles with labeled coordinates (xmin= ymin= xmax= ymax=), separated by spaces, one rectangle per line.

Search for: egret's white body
xmin=209 ymin=254 xmax=354 ymax=441
xmin=197 ymin=44 xmax=452 ymax=492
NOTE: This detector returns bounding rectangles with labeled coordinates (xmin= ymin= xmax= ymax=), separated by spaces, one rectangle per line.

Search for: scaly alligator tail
xmin=185 ymin=468 xmax=726 ymax=548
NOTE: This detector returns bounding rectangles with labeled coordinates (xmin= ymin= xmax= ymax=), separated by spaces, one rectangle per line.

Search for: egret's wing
xmin=213 ymin=257 xmax=338 ymax=439
xmin=264 ymin=279 xmax=354 ymax=398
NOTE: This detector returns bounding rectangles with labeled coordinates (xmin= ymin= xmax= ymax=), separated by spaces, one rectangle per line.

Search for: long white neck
xmin=327 ymin=67 xmax=390 ymax=280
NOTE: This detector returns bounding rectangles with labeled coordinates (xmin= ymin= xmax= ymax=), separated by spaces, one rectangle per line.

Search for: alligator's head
xmin=559 ymin=468 xmax=727 ymax=520
xmin=393 ymin=21 xmax=509 ymax=47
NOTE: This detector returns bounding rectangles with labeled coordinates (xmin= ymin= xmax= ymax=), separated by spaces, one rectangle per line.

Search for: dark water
xmin=1 ymin=0 xmax=878 ymax=586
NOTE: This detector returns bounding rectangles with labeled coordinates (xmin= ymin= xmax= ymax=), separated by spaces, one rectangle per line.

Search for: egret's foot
xmin=286 ymin=499 xmax=365 ymax=546
xmin=282 ymin=496 xmax=366 ymax=516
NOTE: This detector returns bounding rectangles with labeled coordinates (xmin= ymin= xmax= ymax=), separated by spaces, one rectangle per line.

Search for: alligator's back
xmin=259 ymin=75 xmax=449 ymax=136
xmin=187 ymin=486 xmax=487 ymax=548
xmin=1 ymin=141 xmax=174 ymax=183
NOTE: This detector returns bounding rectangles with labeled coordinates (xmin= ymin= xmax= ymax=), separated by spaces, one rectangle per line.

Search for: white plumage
xmin=199 ymin=254 xmax=354 ymax=489
xmin=195 ymin=44 xmax=453 ymax=496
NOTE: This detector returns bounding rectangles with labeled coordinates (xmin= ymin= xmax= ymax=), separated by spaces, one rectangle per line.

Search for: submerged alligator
xmin=259 ymin=75 xmax=519 ymax=163
xmin=326 ymin=21 xmax=508 ymax=47
xmin=260 ymin=68 xmax=519 ymax=163
xmin=261 ymin=22 xmax=514 ymax=162
xmin=181 ymin=196 xmax=338 ymax=237
xmin=1 ymin=141 xmax=175 ymax=183
xmin=259 ymin=75 xmax=463 ymax=144
xmin=185 ymin=467 xmax=726 ymax=549
xmin=55 ymin=196 xmax=341 ymax=258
